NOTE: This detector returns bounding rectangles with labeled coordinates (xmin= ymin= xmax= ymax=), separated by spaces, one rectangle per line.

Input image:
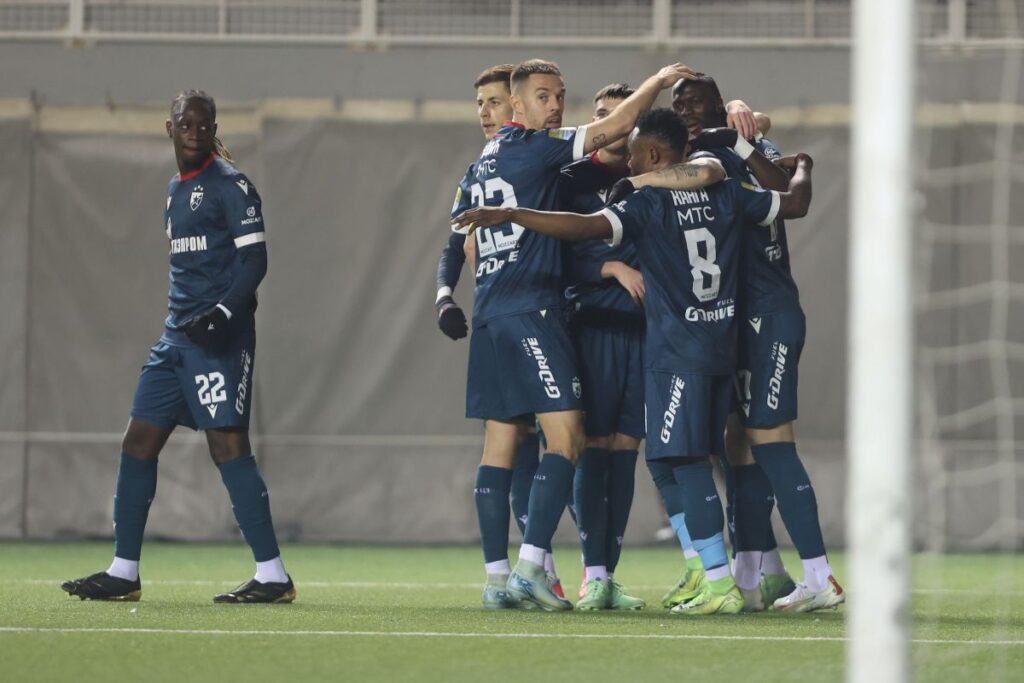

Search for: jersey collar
xmin=177 ymin=153 xmax=216 ymax=182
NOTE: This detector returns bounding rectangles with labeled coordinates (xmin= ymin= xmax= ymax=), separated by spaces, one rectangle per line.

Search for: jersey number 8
xmin=683 ymin=227 xmax=721 ymax=302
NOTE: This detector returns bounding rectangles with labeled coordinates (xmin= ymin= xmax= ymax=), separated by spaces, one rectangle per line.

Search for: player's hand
xmin=436 ymin=296 xmax=468 ymax=340
xmin=656 ymin=63 xmax=698 ymax=89
xmin=452 ymin=206 xmax=512 ymax=233
xmin=690 ymin=127 xmax=755 ymax=160
xmin=795 ymin=152 xmax=814 ymax=170
xmin=605 ymin=178 xmax=637 ymax=207
xmin=183 ymin=306 xmax=231 ymax=350
xmin=775 ymin=153 xmax=814 ymax=173
xmin=609 ymin=262 xmax=645 ymax=306
xmin=690 ymin=127 xmax=739 ymax=152
xmin=725 ymin=100 xmax=758 ymax=140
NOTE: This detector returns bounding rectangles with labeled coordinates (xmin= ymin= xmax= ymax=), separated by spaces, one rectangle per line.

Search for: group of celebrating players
xmin=440 ymin=59 xmax=845 ymax=615
xmin=55 ymin=57 xmax=844 ymax=616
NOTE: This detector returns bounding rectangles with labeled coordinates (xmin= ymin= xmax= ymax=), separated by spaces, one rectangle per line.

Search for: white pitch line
xmin=18 ymin=579 xmax=1024 ymax=596
xmin=0 ymin=626 xmax=1021 ymax=647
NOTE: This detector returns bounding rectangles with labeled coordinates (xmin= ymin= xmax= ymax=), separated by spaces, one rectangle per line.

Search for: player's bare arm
xmin=628 ymin=156 xmax=726 ymax=191
xmin=454 ymin=206 xmax=612 ymax=243
xmin=581 ymin=63 xmax=698 ymax=155
xmin=776 ymin=153 xmax=813 ymax=219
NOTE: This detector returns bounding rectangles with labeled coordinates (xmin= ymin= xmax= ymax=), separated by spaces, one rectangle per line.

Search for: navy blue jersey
xmin=602 ymin=180 xmax=780 ymax=375
xmin=451 ymin=122 xmax=588 ymax=325
xmin=693 ymin=140 xmax=801 ymax=315
xmin=162 ymin=155 xmax=265 ymax=342
xmin=559 ymin=154 xmax=642 ymax=320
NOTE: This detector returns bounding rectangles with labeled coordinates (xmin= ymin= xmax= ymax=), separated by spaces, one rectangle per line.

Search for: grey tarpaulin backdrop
xmin=0 ymin=100 xmax=1020 ymax=550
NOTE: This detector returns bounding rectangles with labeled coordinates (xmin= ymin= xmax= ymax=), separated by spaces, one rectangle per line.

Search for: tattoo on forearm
xmin=591 ymin=133 xmax=607 ymax=147
xmin=671 ymin=163 xmax=700 ymax=180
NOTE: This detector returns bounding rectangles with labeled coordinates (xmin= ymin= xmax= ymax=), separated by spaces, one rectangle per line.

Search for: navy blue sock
xmin=751 ymin=442 xmax=826 ymax=559
xmin=217 ymin=454 xmax=280 ymax=562
xmin=474 ymin=465 xmax=513 ymax=564
xmin=524 ymin=454 xmax=576 ymax=550
xmin=574 ymin=447 xmax=610 ymax=567
xmin=720 ymin=456 xmax=737 ymax=554
xmin=672 ymin=459 xmax=727 ymax=570
xmin=732 ymin=464 xmax=777 ymax=553
xmin=606 ymin=449 xmax=637 ymax=574
xmin=113 ymin=452 xmax=158 ymax=561
xmin=510 ymin=432 xmax=539 ymax=536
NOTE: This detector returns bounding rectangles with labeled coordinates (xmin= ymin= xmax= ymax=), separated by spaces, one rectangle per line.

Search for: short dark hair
xmin=635 ymin=107 xmax=689 ymax=153
xmin=672 ymin=73 xmax=724 ymax=104
xmin=474 ymin=64 xmax=515 ymax=90
xmin=594 ymin=83 xmax=635 ymax=103
xmin=511 ymin=59 xmax=562 ymax=92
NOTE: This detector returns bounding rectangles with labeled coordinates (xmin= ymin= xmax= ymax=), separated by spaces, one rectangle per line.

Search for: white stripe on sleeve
xmin=436 ymin=286 xmax=453 ymax=304
xmin=573 ymin=124 xmax=588 ymax=161
xmin=600 ymin=207 xmax=624 ymax=247
xmin=234 ymin=232 xmax=266 ymax=248
xmin=758 ymin=191 xmax=781 ymax=227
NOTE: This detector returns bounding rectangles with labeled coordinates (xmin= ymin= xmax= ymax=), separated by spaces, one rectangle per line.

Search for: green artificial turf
xmin=0 ymin=543 xmax=1021 ymax=682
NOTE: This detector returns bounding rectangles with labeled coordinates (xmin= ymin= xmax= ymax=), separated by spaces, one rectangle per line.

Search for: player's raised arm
xmin=580 ymin=63 xmax=697 ymax=155
xmin=775 ymin=153 xmax=813 ymax=219
xmin=453 ymin=206 xmax=612 ymax=243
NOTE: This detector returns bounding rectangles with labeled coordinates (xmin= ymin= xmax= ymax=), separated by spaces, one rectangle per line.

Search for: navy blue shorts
xmin=131 ymin=326 xmax=256 ymax=431
xmin=467 ymin=310 xmax=582 ymax=421
xmin=735 ymin=309 xmax=805 ymax=428
xmin=644 ymin=371 xmax=732 ymax=460
xmin=573 ymin=321 xmax=645 ymax=439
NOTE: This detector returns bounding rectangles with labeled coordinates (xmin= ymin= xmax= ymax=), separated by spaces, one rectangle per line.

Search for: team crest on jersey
xmin=572 ymin=376 xmax=582 ymax=399
xmin=190 ymin=186 xmax=204 ymax=211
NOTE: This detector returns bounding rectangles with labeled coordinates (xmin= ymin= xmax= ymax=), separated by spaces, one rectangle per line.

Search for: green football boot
xmin=669 ymin=575 xmax=744 ymax=616
xmin=507 ymin=560 xmax=573 ymax=612
xmin=481 ymin=574 xmax=519 ymax=609
xmin=760 ymin=572 xmax=798 ymax=606
xmin=608 ymin=580 xmax=646 ymax=610
xmin=576 ymin=578 xmax=611 ymax=610
xmin=661 ymin=560 xmax=706 ymax=608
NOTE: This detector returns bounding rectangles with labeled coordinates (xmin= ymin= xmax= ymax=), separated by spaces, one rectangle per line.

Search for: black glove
xmin=184 ymin=306 xmax=232 ymax=350
xmin=436 ymin=296 xmax=468 ymax=340
xmin=604 ymin=177 xmax=636 ymax=207
xmin=689 ymin=127 xmax=739 ymax=153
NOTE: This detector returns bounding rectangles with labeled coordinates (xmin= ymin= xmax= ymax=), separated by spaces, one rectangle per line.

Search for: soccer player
xmin=454 ymin=107 xmax=814 ymax=614
xmin=436 ymin=64 xmax=568 ymax=605
xmin=451 ymin=59 xmax=698 ymax=611
xmin=669 ymin=74 xmax=844 ymax=612
xmin=559 ymin=83 xmax=646 ymax=610
xmin=60 ymin=90 xmax=293 ymax=604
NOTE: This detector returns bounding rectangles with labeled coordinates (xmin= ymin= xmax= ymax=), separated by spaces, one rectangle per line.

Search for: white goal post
xmin=847 ymin=0 xmax=916 ymax=681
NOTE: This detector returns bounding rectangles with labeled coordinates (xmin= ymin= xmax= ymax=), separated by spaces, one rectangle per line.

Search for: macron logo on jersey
xmin=236 ymin=179 xmax=249 ymax=195
xmin=170 ymin=235 xmax=208 ymax=254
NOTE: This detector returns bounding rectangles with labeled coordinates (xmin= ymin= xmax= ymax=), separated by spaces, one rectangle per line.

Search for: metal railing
xmin=0 ymin=0 xmax=1021 ymax=46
